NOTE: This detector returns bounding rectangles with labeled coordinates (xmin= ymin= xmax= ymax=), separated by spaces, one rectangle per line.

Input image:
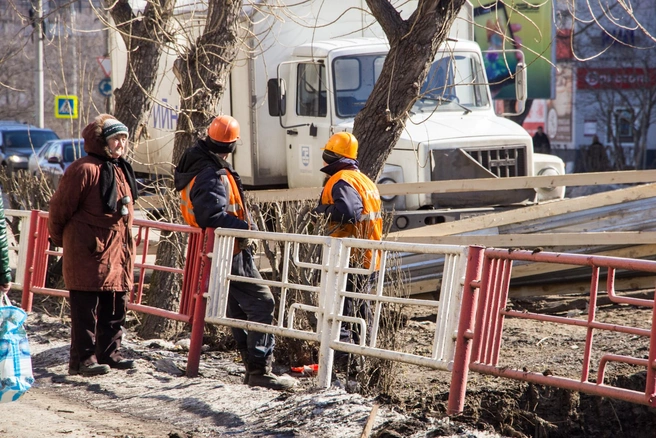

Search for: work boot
xmin=239 ymin=350 xmax=250 ymax=385
xmin=99 ymin=357 xmax=136 ymax=370
xmin=248 ymin=366 xmax=297 ymax=391
xmin=68 ymin=362 xmax=111 ymax=376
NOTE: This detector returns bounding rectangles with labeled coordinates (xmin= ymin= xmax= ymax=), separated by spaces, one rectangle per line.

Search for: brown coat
xmin=48 ymin=114 xmax=135 ymax=292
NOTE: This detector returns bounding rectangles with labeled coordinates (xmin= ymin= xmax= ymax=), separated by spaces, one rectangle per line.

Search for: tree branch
xmin=365 ymin=0 xmax=405 ymax=43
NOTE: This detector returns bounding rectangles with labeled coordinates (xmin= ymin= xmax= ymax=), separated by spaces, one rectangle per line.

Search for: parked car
xmin=0 ymin=123 xmax=59 ymax=174
xmin=28 ymin=138 xmax=85 ymax=187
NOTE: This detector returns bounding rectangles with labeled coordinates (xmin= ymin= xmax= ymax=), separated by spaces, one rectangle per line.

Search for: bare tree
xmin=568 ymin=0 xmax=656 ymax=170
xmin=171 ymin=0 xmax=242 ymax=163
xmin=0 ymin=1 xmax=106 ymax=135
xmin=137 ymin=0 xmax=242 ymax=338
xmin=103 ymin=0 xmax=175 ymax=145
xmin=584 ymin=62 xmax=656 ymax=170
xmin=355 ymin=0 xmax=466 ymax=180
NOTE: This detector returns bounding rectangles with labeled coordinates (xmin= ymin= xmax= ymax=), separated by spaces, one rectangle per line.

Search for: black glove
xmin=313 ymin=204 xmax=330 ymax=215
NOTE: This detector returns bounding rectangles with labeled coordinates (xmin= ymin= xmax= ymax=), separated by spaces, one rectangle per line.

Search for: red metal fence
xmin=19 ymin=210 xmax=211 ymax=376
xmin=449 ymin=248 xmax=656 ymax=413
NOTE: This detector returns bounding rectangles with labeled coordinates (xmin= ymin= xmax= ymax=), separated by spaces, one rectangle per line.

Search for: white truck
xmin=111 ymin=1 xmax=565 ymax=230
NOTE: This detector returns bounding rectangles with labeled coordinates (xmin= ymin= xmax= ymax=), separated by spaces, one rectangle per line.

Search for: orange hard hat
xmin=322 ymin=132 xmax=358 ymax=159
xmin=208 ymin=115 xmax=240 ymax=143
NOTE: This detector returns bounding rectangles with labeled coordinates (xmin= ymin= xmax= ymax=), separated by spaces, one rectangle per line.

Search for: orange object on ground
xmin=290 ymin=364 xmax=319 ymax=375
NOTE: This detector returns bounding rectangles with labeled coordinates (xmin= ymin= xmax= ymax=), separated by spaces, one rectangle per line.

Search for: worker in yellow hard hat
xmin=174 ymin=115 xmax=296 ymax=391
xmin=314 ymin=132 xmax=383 ymax=370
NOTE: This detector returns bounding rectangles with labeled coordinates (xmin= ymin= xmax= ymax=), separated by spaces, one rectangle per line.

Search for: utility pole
xmin=35 ymin=0 xmax=45 ymax=128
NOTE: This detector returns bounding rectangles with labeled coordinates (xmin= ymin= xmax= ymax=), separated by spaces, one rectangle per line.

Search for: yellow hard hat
xmin=322 ymin=132 xmax=358 ymax=159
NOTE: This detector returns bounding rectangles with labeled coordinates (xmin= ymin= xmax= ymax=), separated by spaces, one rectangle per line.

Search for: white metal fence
xmin=204 ymin=228 xmax=470 ymax=387
xmin=6 ymin=209 xmax=31 ymax=289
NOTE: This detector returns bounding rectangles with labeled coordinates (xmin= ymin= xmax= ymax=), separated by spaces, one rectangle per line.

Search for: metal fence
xmin=202 ymin=227 xmax=471 ymax=388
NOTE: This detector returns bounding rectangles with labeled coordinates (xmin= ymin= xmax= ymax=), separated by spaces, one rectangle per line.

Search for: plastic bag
xmin=0 ymin=293 xmax=34 ymax=403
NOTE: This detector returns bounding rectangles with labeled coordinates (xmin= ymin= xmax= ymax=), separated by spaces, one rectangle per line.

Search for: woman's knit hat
xmin=102 ymin=118 xmax=129 ymax=141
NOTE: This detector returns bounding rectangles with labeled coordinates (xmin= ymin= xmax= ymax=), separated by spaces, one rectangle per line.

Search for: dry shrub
xmin=0 ymin=169 xmax=54 ymax=236
xmin=356 ymin=249 xmax=409 ymax=396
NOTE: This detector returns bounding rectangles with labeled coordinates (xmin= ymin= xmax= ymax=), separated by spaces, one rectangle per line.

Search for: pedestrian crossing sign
xmin=55 ymin=95 xmax=78 ymax=119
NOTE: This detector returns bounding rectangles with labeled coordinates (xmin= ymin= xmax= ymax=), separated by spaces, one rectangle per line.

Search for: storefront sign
xmin=577 ymin=68 xmax=656 ymax=90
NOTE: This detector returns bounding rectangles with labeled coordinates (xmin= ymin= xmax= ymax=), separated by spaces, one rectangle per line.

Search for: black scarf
xmin=89 ymin=153 xmax=139 ymax=213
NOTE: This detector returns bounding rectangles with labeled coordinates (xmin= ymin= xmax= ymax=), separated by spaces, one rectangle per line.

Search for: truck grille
xmin=466 ymin=146 xmax=527 ymax=177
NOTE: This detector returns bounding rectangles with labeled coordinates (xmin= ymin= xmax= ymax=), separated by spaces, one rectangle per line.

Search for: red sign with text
xmin=577 ymin=67 xmax=656 ymax=90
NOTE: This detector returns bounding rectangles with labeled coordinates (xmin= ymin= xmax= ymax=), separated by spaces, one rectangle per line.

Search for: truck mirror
xmin=514 ymin=62 xmax=527 ymax=103
xmin=501 ymin=62 xmax=527 ymax=117
xmin=267 ymin=78 xmax=286 ymax=117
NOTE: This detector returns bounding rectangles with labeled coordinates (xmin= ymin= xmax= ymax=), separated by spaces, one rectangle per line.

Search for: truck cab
xmin=269 ymin=37 xmax=565 ymax=220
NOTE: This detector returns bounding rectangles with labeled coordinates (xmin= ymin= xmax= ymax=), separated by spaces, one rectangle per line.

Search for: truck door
xmin=284 ymin=62 xmax=331 ymax=188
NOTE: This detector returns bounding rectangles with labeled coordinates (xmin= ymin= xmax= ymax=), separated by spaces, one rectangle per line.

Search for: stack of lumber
xmin=389 ymin=182 xmax=656 ymax=298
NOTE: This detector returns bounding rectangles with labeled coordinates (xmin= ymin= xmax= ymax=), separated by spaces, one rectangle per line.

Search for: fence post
xmin=20 ymin=210 xmax=39 ymax=312
xmin=316 ymin=237 xmax=342 ymax=388
xmin=187 ymin=229 xmax=213 ymax=377
xmin=448 ymin=245 xmax=484 ymax=415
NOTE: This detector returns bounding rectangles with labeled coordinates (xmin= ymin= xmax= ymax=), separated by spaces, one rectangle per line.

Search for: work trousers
xmin=68 ymin=290 xmax=127 ymax=369
xmin=226 ymin=268 xmax=276 ymax=371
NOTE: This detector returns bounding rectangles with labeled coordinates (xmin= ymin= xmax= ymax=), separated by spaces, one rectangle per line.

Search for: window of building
xmin=615 ymin=108 xmax=634 ymax=142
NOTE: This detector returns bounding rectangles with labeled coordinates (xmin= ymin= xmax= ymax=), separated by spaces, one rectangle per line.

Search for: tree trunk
xmin=107 ymin=0 xmax=175 ymax=143
xmin=138 ymin=0 xmax=242 ymax=339
xmin=172 ymin=0 xmax=242 ymax=164
xmin=355 ymin=0 xmax=466 ymax=181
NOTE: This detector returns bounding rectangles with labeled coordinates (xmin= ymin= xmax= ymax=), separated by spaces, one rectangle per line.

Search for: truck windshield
xmin=332 ymin=51 xmax=489 ymax=118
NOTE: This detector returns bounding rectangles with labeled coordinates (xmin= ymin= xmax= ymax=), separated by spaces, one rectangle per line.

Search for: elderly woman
xmin=48 ymin=114 xmax=138 ymax=377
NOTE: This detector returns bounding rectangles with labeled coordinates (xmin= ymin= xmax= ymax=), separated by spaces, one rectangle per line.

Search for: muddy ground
xmin=2 ymin=289 xmax=655 ymax=438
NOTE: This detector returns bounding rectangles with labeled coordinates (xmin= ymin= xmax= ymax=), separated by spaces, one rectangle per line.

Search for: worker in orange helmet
xmin=174 ymin=115 xmax=296 ymax=390
xmin=313 ymin=132 xmax=383 ymax=371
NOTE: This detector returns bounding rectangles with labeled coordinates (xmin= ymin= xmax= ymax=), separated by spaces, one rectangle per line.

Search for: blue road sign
xmin=55 ymin=95 xmax=78 ymax=119
xmin=98 ymin=78 xmax=112 ymax=97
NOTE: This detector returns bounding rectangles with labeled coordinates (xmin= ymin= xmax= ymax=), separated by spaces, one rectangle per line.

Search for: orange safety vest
xmin=321 ymin=169 xmax=382 ymax=270
xmin=179 ymin=172 xmax=246 ymax=228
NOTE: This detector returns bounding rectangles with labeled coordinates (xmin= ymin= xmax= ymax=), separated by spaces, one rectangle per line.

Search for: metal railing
xmin=450 ymin=248 xmax=656 ymax=412
xmin=201 ymin=227 xmax=471 ymax=387
xmin=18 ymin=210 xmax=208 ymax=375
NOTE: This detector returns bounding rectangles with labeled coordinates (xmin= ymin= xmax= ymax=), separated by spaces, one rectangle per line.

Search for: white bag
xmin=0 ymin=293 xmax=34 ymax=403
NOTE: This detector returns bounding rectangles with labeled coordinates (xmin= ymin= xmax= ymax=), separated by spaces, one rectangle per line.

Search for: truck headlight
xmin=537 ymin=166 xmax=560 ymax=191
xmin=377 ymin=177 xmax=397 ymax=202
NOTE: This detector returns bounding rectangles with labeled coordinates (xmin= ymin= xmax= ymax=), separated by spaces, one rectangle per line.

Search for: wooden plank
xmin=135 ymin=196 xmax=164 ymax=210
xmin=399 ymin=278 xmax=441 ymax=297
xmin=374 ymin=169 xmax=656 ymax=197
xmin=390 ymin=232 xmax=656 ymax=247
xmin=390 ymin=183 xmax=656 ymax=238
xmin=249 ymin=170 xmax=656 ymax=203
xmin=496 ymin=197 xmax=656 ymax=234
xmin=404 ymin=244 xmax=656 ymax=297
xmin=137 ymin=170 xmax=656 ymax=207
xmin=360 ymin=403 xmax=379 ymax=438
xmin=248 ymin=187 xmax=321 ymax=203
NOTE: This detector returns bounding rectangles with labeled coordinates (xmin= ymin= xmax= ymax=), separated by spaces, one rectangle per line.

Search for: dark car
xmin=0 ymin=122 xmax=59 ymax=174
xmin=28 ymin=138 xmax=86 ymax=188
